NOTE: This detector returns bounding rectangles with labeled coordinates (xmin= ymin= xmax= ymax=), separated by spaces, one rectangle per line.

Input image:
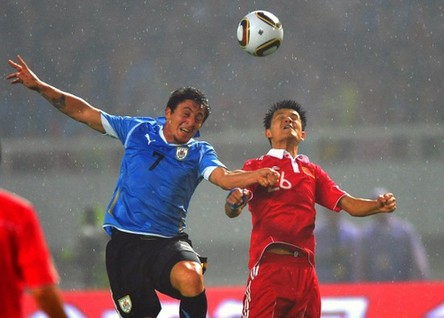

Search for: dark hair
xmin=263 ymin=100 xmax=307 ymax=131
xmin=166 ymin=87 xmax=210 ymax=122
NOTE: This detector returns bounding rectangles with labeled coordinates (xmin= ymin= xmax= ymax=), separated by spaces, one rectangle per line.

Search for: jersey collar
xmin=267 ymin=149 xmax=310 ymax=163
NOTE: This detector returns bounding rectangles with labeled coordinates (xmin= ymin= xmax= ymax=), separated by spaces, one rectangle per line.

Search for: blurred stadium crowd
xmin=2 ymin=1 xmax=443 ymax=139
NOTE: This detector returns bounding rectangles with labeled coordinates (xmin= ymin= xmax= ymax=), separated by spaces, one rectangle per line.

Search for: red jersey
xmin=0 ymin=189 xmax=59 ymax=318
xmin=243 ymin=150 xmax=346 ymax=269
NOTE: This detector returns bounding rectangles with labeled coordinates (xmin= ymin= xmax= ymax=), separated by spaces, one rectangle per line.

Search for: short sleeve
xmin=315 ymin=165 xmax=347 ymax=211
xmin=200 ymin=142 xmax=226 ymax=180
xmin=101 ymin=112 xmax=154 ymax=143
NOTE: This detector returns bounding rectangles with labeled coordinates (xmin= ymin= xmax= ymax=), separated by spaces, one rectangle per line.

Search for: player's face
xmin=164 ymin=99 xmax=205 ymax=144
xmin=266 ymin=108 xmax=305 ymax=145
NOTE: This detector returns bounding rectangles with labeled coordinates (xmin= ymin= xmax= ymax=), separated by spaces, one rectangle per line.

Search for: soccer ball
xmin=237 ymin=10 xmax=284 ymax=57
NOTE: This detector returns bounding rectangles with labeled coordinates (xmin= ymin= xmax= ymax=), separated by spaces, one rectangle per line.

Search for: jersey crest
xmin=118 ymin=295 xmax=132 ymax=313
xmin=176 ymin=146 xmax=189 ymax=160
xmin=301 ymin=166 xmax=315 ymax=179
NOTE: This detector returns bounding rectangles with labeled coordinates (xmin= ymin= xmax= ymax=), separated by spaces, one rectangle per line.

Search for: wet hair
xmin=263 ymin=100 xmax=307 ymax=131
xmin=166 ymin=87 xmax=210 ymax=122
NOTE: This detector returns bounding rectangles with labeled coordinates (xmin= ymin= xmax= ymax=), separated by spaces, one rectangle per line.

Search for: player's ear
xmin=300 ymin=130 xmax=306 ymax=141
xmin=165 ymin=107 xmax=172 ymax=120
xmin=265 ymin=129 xmax=272 ymax=139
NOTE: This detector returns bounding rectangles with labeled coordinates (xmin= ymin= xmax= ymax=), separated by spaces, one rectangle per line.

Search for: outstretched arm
xmin=212 ymin=167 xmax=277 ymax=218
xmin=338 ymin=192 xmax=397 ymax=217
xmin=7 ymin=55 xmax=105 ymax=133
xmin=209 ymin=166 xmax=279 ymax=191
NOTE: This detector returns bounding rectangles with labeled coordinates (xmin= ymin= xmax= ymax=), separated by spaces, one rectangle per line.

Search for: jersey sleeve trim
xmin=202 ymin=166 xmax=219 ymax=181
xmin=101 ymin=111 xmax=118 ymax=138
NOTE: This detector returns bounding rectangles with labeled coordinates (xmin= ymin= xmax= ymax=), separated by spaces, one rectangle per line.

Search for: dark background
xmin=1 ymin=1 xmax=443 ymax=289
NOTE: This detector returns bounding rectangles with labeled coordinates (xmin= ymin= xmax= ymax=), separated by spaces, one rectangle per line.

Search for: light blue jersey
xmin=100 ymin=112 xmax=225 ymax=237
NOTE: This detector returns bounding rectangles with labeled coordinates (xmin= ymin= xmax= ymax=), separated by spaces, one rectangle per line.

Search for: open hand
xmin=7 ymin=55 xmax=41 ymax=90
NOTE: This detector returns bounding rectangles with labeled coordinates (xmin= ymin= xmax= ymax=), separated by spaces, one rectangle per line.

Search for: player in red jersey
xmin=225 ymin=100 xmax=397 ymax=318
xmin=0 ymin=190 xmax=68 ymax=318
xmin=0 ymin=143 xmax=67 ymax=318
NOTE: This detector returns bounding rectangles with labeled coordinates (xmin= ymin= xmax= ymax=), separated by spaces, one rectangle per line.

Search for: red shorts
xmin=242 ymin=252 xmax=321 ymax=318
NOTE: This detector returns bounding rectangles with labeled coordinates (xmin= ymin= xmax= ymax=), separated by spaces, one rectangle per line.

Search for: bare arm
xmin=208 ymin=166 xmax=279 ymax=191
xmin=338 ymin=192 xmax=397 ymax=217
xmin=30 ymin=285 xmax=68 ymax=318
xmin=7 ymin=55 xmax=105 ymax=133
xmin=213 ymin=167 xmax=278 ymax=218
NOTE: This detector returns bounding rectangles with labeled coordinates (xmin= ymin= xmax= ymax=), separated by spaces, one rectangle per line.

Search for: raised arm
xmin=338 ymin=192 xmax=397 ymax=217
xmin=7 ymin=55 xmax=105 ymax=133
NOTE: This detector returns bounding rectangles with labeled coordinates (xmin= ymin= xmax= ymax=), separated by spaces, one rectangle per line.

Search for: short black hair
xmin=166 ymin=87 xmax=210 ymax=122
xmin=263 ymin=100 xmax=307 ymax=131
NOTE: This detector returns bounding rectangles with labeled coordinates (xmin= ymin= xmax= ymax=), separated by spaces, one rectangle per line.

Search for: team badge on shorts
xmin=118 ymin=295 xmax=132 ymax=314
xmin=176 ymin=146 xmax=189 ymax=160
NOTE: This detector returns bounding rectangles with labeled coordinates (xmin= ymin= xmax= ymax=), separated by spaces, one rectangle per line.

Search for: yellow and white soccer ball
xmin=237 ymin=10 xmax=284 ymax=57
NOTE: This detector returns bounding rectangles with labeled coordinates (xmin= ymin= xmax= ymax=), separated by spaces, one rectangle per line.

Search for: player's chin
xmin=176 ymin=132 xmax=193 ymax=144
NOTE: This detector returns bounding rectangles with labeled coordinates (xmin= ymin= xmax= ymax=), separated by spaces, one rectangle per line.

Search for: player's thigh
xmin=105 ymin=233 xmax=161 ymax=317
xmin=242 ymin=261 xmax=284 ymax=317
xmin=243 ymin=256 xmax=320 ymax=318
xmin=154 ymin=238 xmax=203 ymax=298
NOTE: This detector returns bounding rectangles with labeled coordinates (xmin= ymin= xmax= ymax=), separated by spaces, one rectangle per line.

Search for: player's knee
xmin=170 ymin=260 xmax=204 ymax=297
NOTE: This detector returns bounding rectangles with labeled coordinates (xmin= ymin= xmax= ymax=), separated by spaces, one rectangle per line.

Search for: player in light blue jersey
xmin=8 ymin=56 xmax=279 ymax=318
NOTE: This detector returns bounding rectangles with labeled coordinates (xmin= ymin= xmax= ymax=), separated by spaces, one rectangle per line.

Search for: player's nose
xmin=284 ymin=117 xmax=293 ymax=125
